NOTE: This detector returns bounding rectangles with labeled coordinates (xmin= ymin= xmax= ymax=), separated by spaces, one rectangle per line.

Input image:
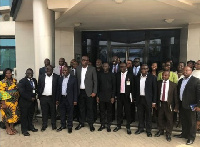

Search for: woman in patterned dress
xmin=0 ymin=68 xmax=20 ymax=135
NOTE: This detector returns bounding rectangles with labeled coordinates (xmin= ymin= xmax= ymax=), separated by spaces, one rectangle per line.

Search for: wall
xmin=15 ymin=21 xmax=35 ymax=80
xmin=187 ymin=24 xmax=200 ymax=62
xmin=0 ymin=21 xmax=15 ymax=35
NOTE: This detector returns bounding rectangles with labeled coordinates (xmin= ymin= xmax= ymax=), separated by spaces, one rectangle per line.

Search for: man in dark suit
xmin=39 ymin=58 xmax=50 ymax=78
xmin=174 ymin=66 xmax=200 ymax=145
xmin=38 ymin=65 xmax=59 ymax=132
xmin=131 ymin=58 xmax=141 ymax=76
xmin=75 ymin=56 xmax=97 ymax=132
xmin=18 ymin=68 xmax=38 ymax=136
xmin=155 ymin=71 xmax=179 ymax=142
xmin=70 ymin=60 xmax=78 ymax=76
xmin=113 ymin=63 xmax=134 ymax=135
xmin=56 ymin=66 xmax=78 ymax=133
xmin=97 ymin=63 xmax=115 ymax=132
xmin=134 ymin=64 xmax=157 ymax=137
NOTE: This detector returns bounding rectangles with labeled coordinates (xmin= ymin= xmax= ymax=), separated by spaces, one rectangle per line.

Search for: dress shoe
xmin=173 ymin=133 xmax=185 ymax=138
xmin=90 ymin=125 xmax=95 ymax=132
xmin=75 ymin=124 xmax=84 ymax=130
xmin=127 ymin=129 xmax=132 ymax=135
xmin=113 ymin=127 xmax=121 ymax=132
xmin=29 ymin=128 xmax=38 ymax=132
xmin=98 ymin=125 xmax=105 ymax=131
xmin=52 ymin=125 xmax=57 ymax=130
xmin=107 ymin=126 xmax=111 ymax=132
xmin=147 ymin=132 xmax=152 ymax=137
xmin=154 ymin=131 xmax=164 ymax=137
xmin=135 ymin=129 xmax=144 ymax=134
xmin=23 ymin=132 xmax=30 ymax=136
xmin=186 ymin=139 xmax=194 ymax=145
xmin=57 ymin=126 xmax=66 ymax=132
xmin=68 ymin=128 xmax=72 ymax=134
xmin=41 ymin=126 xmax=46 ymax=132
xmin=166 ymin=135 xmax=171 ymax=142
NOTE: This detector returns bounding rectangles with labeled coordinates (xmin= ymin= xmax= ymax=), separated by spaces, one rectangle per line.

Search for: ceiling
xmin=15 ymin=0 xmax=200 ymax=30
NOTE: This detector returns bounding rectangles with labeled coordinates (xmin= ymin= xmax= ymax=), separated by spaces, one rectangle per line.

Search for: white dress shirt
xmin=160 ymin=80 xmax=169 ymax=101
xmin=133 ymin=66 xmax=140 ymax=75
xmin=80 ymin=66 xmax=88 ymax=89
xmin=180 ymin=75 xmax=192 ymax=101
xmin=140 ymin=74 xmax=147 ymax=96
xmin=42 ymin=74 xmax=53 ymax=96
xmin=112 ymin=64 xmax=118 ymax=73
xmin=62 ymin=75 xmax=70 ymax=96
xmin=120 ymin=71 xmax=127 ymax=93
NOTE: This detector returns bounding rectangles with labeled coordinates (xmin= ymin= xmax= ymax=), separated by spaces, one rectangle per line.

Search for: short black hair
xmin=187 ymin=60 xmax=195 ymax=64
xmin=26 ymin=68 xmax=33 ymax=73
xmin=134 ymin=58 xmax=140 ymax=61
xmin=179 ymin=62 xmax=186 ymax=66
xmin=3 ymin=68 xmax=13 ymax=77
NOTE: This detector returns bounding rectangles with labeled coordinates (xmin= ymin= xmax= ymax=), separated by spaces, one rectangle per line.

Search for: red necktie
xmin=60 ymin=66 xmax=62 ymax=76
xmin=162 ymin=81 xmax=166 ymax=101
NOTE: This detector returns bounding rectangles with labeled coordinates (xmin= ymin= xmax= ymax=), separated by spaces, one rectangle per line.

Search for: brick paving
xmin=0 ymin=118 xmax=200 ymax=147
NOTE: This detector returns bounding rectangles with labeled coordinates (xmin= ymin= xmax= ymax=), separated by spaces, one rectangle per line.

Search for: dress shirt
xmin=62 ymin=75 xmax=70 ymax=96
xmin=192 ymin=70 xmax=200 ymax=79
xmin=42 ymin=74 xmax=53 ymax=96
xmin=180 ymin=75 xmax=192 ymax=101
xmin=112 ymin=64 xmax=118 ymax=73
xmin=140 ymin=74 xmax=147 ymax=96
xmin=120 ymin=71 xmax=127 ymax=93
xmin=80 ymin=66 xmax=88 ymax=89
xmin=133 ymin=66 xmax=140 ymax=75
xmin=27 ymin=78 xmax=35 ymax=89
xmin=71 ymin=68 xmax=76 ymax=76
xmin=160 ymin=80 xmax=169 ymax=101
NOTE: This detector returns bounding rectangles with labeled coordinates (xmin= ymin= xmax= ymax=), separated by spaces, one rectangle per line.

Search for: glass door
xmin=111 ymin=47 xmax=128 ymax=63
xmin=128 ymin=48 xmax=144 ymax=63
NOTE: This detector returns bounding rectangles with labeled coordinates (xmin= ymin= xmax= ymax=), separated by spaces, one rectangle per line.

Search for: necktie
xmin=121 ymin=73 xmax=125 ymax=93
xmin=162 ymin=81 xmax=166 ymax=101
xmin=60 ymin=66 xmax=62 ymax=76
xmin=30 ymin=80 xmax=34 ymax=88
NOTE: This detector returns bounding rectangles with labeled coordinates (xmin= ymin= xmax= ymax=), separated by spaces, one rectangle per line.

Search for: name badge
xmin=32 ymin=90 xmax=36 ymax=93
xmin=126 ymin=81 xmax=130 ymax=85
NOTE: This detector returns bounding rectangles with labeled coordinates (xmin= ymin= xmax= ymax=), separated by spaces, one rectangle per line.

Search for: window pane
xmin=0 ymin=49 xmax=16 ymax=70
xmin=0 ymin=0 xmax=13 ymax=6
xmin=0 ymin=39 xmax=15 ymax=46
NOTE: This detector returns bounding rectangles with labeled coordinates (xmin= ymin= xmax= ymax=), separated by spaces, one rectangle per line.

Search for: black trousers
xmin=93 ymin=96 xmax=97 ymax=121
xmin=112 ymin=102 xmax=115 ymax=120
xmin=99 ymin=101 xmax=112 ymax=126
xmin=137 ymin=96 xmax=152 ymax=132
xmin=180 ymin=106 xmax=196 ymax=140
xmin=78 ymin=90 xmax=94 ymax=125
xmin=117 ymin=93 xmax=131 ymax=129
xmin=20 ymin=102 xmax=35 ymax=133
xmin=130 ymin=102 xmax=135 ymax=122
xmin=40 ymin=96 xmax=56 ymax=127
xmin=158 ymin=102 xmax=173 ymax=135
xmin=60 ymin=96 xmax=74 ymax=128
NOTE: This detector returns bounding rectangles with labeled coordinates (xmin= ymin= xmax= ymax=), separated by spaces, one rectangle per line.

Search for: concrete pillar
xmin=33 ymin=0 xmax=55 ymax=78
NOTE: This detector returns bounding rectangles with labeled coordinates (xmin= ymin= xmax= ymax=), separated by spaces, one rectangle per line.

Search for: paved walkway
xmin=0 ymin=118 xmax=200 ymax=147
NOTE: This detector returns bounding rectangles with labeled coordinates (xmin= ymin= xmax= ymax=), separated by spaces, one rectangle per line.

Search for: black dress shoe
xmin=29 ymin=128 xmax=38 ymax=132
xmin=90 ymin=125 xmax=95 ymax=132
xmin=75 ymin=124 xmax=84 ymax=130
xmin=68 ymin=128 xmax=72 ymax=134
xmin=57 ymin=126 xmax=66 ymax=132
xmin=147 ymin=132 xmax=152 ymax=137
xmin=154 ymin=131 xmax=164 ymax=137
xmin=127 ymin=129 xmax=132 ymax=135
xmin=135 ymin=129 xmax=144 ymax=134
xmin=186 ymin=139 xmax=194 ymax=145
xmin=41 ymin=126 xmax=46 ymax=132
xmin=166 ymin=135 xmax=171 ymax=142
xmin=107 ymin=126 xmax=111 ymax=132
xmin=173 ymin=133 xmax=185 ymax=138
xmin=113 ymin=127 xmax=121 ymax=132
xmin=23 ymin=132 xmax=30 ymax=136
xmin=52 ymin=125 xmax=57 ymax=130
xmin=98 ymin=125 xmax=105 ymax=131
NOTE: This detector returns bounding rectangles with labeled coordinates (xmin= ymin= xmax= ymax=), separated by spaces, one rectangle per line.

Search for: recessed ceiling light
xmin=114 ymin=0 xmax=124 ymax=4
xmin=164 ymin=19 xmax=175 ymax=23
xmin=74 ymin=23 xmax=81 ymax=27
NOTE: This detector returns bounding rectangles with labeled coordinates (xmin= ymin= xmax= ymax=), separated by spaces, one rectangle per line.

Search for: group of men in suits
xmin=17 ymin=56 xmax=200 ymax=145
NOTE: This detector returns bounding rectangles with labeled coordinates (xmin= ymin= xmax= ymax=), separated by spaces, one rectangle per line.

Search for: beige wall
xmin=15 ymin=21 xmax=35 ymax=80
xmin=187 ymin=24 xmax=200 ymax=62
xmin=0 ymin=21 xmax=15 ymax=35
xmin=55 ymin=27 xmax=74 ymax=65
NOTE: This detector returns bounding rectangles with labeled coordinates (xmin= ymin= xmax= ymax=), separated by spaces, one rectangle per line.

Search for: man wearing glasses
xmin=75 ymin=56 xmax=97 ymax=132
xmin=132 ymin=58 xmax=141 ymax=76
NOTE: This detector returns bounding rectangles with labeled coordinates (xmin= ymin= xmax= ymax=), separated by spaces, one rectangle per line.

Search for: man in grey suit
xmin=75 ymin=56 xmax=97 ymax=132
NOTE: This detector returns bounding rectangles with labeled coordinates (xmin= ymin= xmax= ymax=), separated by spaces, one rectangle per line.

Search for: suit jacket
xmin=157 ymin=80 xmax=179 ymax=110
xmin=128 ymin=66 xmax=141 ymax=76
xmin=178 ymin=76 xmax=200 ymax=109
xmin=37 ymin=74 xmax=59 ymax=102
xmin=116 ymin=71 xmax=134 ymax=98
xmin=39 ymin=67 xmax=46 ymax=78
xmin=18 ymin=78 xmax=37 ymax=107
xmin=76 ymin=65 xmax=97 ymax=97
xmin=57 ymin=75 xmax=78 ymax=105
xmin=70 ymin=68 xmax=76 ymax=76
xmin=135 ymin=73 xmax=157 ymax=107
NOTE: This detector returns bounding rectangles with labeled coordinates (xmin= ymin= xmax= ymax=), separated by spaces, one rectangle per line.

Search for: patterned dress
xmin=0 ymin=78 xmax=20 ymax=123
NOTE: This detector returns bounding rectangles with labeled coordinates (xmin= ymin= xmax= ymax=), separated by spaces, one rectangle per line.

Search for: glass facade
xmin=82 ymin=29 xmax=180 ymax=68
xmin=0 ymin=38 xmax=16 ymax=71
xmin=0 ymin=0 xmax=13 ymax=6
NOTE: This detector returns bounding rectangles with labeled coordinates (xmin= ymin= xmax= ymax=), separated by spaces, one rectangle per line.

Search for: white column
xmin=33 ymin=0 xmax=55 ymax=78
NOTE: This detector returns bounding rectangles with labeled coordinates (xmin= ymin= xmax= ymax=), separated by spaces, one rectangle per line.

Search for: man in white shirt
xmin=53 ymin=58 xmax=65 ymax=77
